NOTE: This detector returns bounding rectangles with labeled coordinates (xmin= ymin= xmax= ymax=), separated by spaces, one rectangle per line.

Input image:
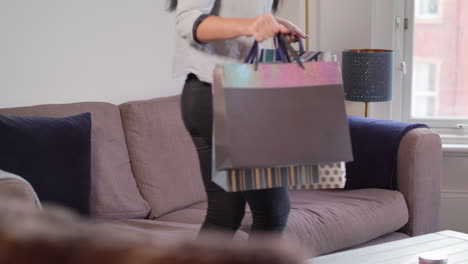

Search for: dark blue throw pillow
xmin=0 ymin=113 xmax=92 ymax=215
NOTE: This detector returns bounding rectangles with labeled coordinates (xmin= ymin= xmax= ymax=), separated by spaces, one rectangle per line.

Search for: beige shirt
xmin=172 ymin=0 xmax=274 ymax=83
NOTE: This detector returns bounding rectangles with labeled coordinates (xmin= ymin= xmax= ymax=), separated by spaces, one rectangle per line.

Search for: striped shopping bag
xmin=212 ymin=163 xmax=346 ymax=192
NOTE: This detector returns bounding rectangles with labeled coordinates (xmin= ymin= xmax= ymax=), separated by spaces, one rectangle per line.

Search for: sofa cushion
xmin=285 ymin=189 xmax=408 ymax=255
xmin=157 ymin=189 xmax=409 ymax=256
xmin=0 ymin=103 xmax=150 ymax=219
xmin=96 ymin=220 xmax=202 ymax=242
xmin=98 ymin=219 xmax=249 ymax=243
xmin=0 ymin=113 xmax=92 ymax=215
xmin=119 ymin=96 xmax=206 ymax=218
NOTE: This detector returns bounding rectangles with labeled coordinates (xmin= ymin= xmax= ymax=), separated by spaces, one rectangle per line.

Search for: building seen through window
xmin=411 ymin=0 xmax=468 ymax=119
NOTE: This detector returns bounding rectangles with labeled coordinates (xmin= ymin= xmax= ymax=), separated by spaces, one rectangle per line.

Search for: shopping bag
xmin=212 ymin=35 xmax=352 ymax=192
xmin=212 ymin=143 xmax=347 ymax=192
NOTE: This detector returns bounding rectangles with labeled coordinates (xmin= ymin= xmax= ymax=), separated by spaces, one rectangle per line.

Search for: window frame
xmin=402 ymin=0 xmax=468 ymax=145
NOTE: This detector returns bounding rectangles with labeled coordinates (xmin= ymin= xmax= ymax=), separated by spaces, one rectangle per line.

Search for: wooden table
xmin=310 ymin=231 xmax=468 ymax=264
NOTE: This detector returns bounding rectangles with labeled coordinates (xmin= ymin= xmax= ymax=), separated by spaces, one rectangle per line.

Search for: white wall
xmin=0 ymin=0 xmax=390 ymax=111
xmin=275 ymin=1 xmax=305 ymax=34
xmin=315 ymin=0 xmax=373 ymax=52
xmin=440 ymin=153 xmax=468 ymax=233
xmin=0 ymin=0 xmax=183 ymax=108
xmin=304 ymin=0 xmax=397 ymax=118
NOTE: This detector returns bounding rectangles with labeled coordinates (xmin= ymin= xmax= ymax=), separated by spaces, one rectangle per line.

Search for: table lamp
xmin=342 ymin=49 xmax=394 ymax=117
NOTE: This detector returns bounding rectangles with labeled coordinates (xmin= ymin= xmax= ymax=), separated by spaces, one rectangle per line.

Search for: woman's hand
xmin=276 ymin=17 xmax=308 ymax=43
xmin=245 ymin=14 xmax=290 ymax=42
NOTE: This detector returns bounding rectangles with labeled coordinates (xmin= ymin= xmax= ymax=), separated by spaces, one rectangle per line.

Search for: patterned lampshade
xmin=342 ymin=49 xmax=394 ymax=102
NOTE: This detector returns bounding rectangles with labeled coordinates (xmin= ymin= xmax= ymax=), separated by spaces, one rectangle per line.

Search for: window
xmin=411 ymin=60 xmax=440 ymax=118
xmin=402 ymin=0 xmax=468 ymax=141
xmin=415 ymin=0 xmax=441 ymax=20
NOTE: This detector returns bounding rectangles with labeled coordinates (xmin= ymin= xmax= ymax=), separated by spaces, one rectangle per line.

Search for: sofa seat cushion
xmin=96 ymin=220 xmax=201 ymax=243
xmin=0 ymin=103 xmax=150 ymax=219
xmin=157 ymin=189 xmax=409 ymax=256
xmin=97 ymin=219 xmax=249 ymax=243
xmin=286 ymin=189 xmax=409 ymax=255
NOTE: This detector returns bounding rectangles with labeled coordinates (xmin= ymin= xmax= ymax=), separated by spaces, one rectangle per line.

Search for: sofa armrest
xmin=0 ymin=177 xmax=39 ymax=210
xmin=397 ymin=128 xmax=442 ymax=236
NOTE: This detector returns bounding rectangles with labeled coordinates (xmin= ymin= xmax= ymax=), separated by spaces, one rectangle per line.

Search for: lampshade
xmin=342 ymin=49 xmax=394 ymax=102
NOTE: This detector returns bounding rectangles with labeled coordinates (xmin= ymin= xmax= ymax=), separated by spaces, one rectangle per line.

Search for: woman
xmin=170 ymin=0 xmax=307 ymax=238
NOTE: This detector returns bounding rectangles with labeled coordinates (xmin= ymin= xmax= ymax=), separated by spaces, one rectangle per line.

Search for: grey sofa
xmin=0 ymin=95 xmax=442 ymax=257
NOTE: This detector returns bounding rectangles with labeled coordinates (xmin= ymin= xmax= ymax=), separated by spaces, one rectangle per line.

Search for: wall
xmin=0 ymin=0 xmax=387 ymax=112
xmin=306 ymin=0 xmax=395 ymax=118
xmin=441 ymin=153 xmax=468 ymax=233
xmin=0 ymin=0 xmax=388 ymax=109
xmin=275 ymin=1 xmax=305 ymax=34
xmin=314 ymin=0 xmax=373 ymax=52
xmin=0 ymin=0 xmax=183 ymax=108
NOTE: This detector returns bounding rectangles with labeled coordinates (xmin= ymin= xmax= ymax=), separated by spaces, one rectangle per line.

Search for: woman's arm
xmin=196 ymin=14 xmax=289 ymax=43
xmin=175 ymin=0 xmax=306 ymax=44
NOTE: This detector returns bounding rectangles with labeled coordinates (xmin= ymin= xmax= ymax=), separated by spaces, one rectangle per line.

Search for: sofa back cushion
xmin=0 ymin=113 xmax=92 ymax=215
xmin=120 ymin=96 xmax=206 ymax=218
xmin=0 ymin=103 xmax=150 ymax=219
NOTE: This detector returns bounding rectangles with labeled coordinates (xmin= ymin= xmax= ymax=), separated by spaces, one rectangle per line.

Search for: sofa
xmin=0 ymin=95 xmax=442 ymax=257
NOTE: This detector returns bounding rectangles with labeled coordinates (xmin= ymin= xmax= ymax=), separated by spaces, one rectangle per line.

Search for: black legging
xmin=181 ymin=73 xmax=290 ymax=237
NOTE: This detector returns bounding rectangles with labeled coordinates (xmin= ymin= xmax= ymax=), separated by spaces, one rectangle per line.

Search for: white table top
xmin=310 ymin=231 xmax=468 ymax=264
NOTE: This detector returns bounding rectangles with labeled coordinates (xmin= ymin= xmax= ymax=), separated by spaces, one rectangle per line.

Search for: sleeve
xmin=175 ymin=0 xmax=216 ymax=44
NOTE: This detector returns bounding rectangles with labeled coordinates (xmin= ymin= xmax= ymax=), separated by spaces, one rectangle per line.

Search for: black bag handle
xmin=277 ymin=34 xmax=305 ymax=69
xmin=244 ymin=34 xmax=305 ymax=70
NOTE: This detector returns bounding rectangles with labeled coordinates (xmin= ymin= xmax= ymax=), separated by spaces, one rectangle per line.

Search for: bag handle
xmin=277 ymin=34 xmax=304 ymax=68
xmin=298 ymin=38 xmax=306 ymax=55
xmin=244 ymin=41 xmax=259 ymax=64
xmin=275 ymin=37 xmax=306 ymax=61
xmin=244 ymin=34 xmax=305 ymax=70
